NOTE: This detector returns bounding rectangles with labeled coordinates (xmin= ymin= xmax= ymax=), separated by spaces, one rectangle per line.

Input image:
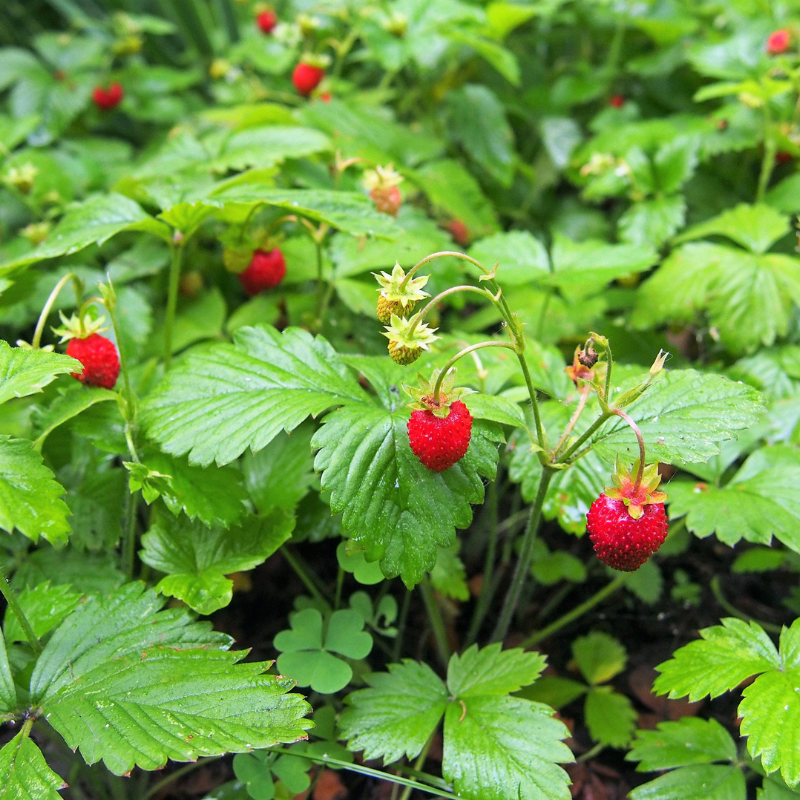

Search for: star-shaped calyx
xmin=374 ymin=262 xmax=430 ymax=323
xmin=52 ymin=309 xmax=110 ymax=342
xmin=404 ymin=368 xmax=474 ymax=418
xmin=363 ymin=164 xmax=403 ymax=192
xmin=383 ymin=312 xmax=439 ymax=365
xmin=605 ymin=458 xmax=667 ymax=520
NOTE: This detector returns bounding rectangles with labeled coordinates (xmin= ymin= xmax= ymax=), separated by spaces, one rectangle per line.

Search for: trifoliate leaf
xmin=573 ymin=632 xmax=627 ymax=685
xmin=32 ymin=384 xmax=117 ymax=447
xmin=313 ymin=404 xmax=501 ymax=587
xmin=143 ymin=451 xmax=250 ymax=528
xmin=585 ymin=687 xmax=637 ymax=748
xmin=430 ymin=542 xmax=469 ymax=601
xmin=211 ymin=126 xmax=331 ymax=173
xmin=143 ymin=325 xmax=369 ymax=467
xmin=140 ymin=510 xmax=294 ymax=614
xmin=0 ymin=436 xmax=71 ymax=545
xmin=627 ymin=718 xmax=739 ymax=772
xmin=447 ymin=644 xmax=547 ymax=698
xmin=468 ymin=230 xmax=549 ymax=286
xmin=340 ymin=660 xmax=448 ymax=763
xmin=30 ymin=583 xmax=312 ymax=776
xmin=592 ymin=370 xmax=764 ymax=464
xmin=655 ymin=618 xmax=780 ymax=701
xmin=442 ymin=696 xmax=573 ymax=800
xmin=337 ymin=542 xmax=384 ymax=586
xmin=274 ymin=608 xmax=373 ymax=694
xmin=618 ymin=195 xmax=686 ymax=248
xmin=3 ymin=582 xmax=82 ymax=644
xmin=667 ymin=446 xmax=800 ymax=553
xmin=0 ymin=629 xmax=15 ymax=719
xmin=0 ymin=734 xmax=66 ymax=800
xmin=0 ymin=343 xmax=80 ymax=406
xmin=516 ymin=675 xmax=587 ymax=710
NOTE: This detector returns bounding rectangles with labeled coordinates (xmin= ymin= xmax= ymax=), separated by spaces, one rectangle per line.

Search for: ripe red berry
xmin=767 ymin=29 xmax=790 ymax=55
xmin=776 ymin=151 xmax=793 ymax=164
xmin=293 ymin=63 xmax=325 ymax=96
xmin=447 ymin=219 xmax=470 ymax=246
xmin=92 ymin=83 xmax=124 ymax=111
xmin=256 ymin=10 xmax=277 ymax=34
xmin=237 ymin=248 xmax=286 ymax=296
xmin=609 ymin=94 xmax=625 ymax=108
xmin=408 ymin=400 xmax=473 ymax=472
xmin=587 ymin=493 xmax=668 ymax=571
xmin=320 ymin=92 xmax=332 ymax=103
xmin=370 ymin=186 xmax=402 ymax=217
xmin=66 ymin=334 xmax=120 ymax=390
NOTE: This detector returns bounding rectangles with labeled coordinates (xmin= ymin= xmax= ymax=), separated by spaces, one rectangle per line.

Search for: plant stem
xmin=406 ymin=285 xmax=495 ymax=338
xmin=491 ymin=467 xmax=555 ymax=643
xmin=756 ymin=103 xmax=775 ymax=203
xmin=515 ymin=351 xmax=546 ymax=451
xmin=710 ymin=576 xmax=782 ymax=633
xmin=120 ymin=489 xmax=138 ymax=580
xmin=163 ymin=242 xmax=183 ymax=370
xmin=0 ymin=567 xmax=42 ymax=655
xmin=432 ymin=341 xmax=516 ymax=402
xmin=269 ymin=747 xmax=460 ymax=799
xmin=612 ymin=409 xmax=645 ymax=487
xmin=31 ymin=272 xmax=82 ymax=349
xmin=401 ymin=251 xmax=492 ymax=287
xmin=553 ymin=384 xmax=591 ymax=457
xmin=558 ymin=412 xmax=612 ymax=464
xmin=334 ymin=566 xmax=344 ymax=611
xmin=602 ymin=335 xmax=614 ymax=403
xmin=281 ymin=546 xmax=332 ymax=606
xmin=141 ymin=757 xmax=222 ymax=800
xmin=420 ymin=579 xmax=450 ymax=667
xmin=520 ymin=572 xmax=630 ymax=648
xmin=399 ymin=733 xmax=436 ymax=800
xmin=392 ymin=588 xmax=412 ymax=661
xmin=465 ymin=482 xmax=499 ymax=647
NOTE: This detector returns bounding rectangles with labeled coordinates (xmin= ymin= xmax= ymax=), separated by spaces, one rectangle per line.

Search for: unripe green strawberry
xmin=223 ymin=246 xmax=252 ymax=274
xmin=388 ymin=341 xmax=421 ymax=365
xmin=377 ymin=296 xmax=415 ymax=325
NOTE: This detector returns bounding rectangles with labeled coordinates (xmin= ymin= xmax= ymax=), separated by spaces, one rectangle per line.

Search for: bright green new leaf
xmin=430 ymin=542 xmax=469 ymax=601
xmin=0 ymin=734 xmax=66 ymax=800
xmin=618 ymin=195 xmax=686 ymax=248
xmin=0 ymin=193 xmax=172 ymax=271
xmin=30 ymin=583 xmax=312 ymax=776
xmin=629 ymin=764 xmax=746 ymax=800
xmin=516 ymin=675 xmax=587 ymax=710
xmin=337 ymin=542 xmax=384 ymax=586
xmin=143 ymin=325 xmax=369 ymax=467
xmin=585 ymin=687 xmax=637 ymax=748
xmin=140 ymin=511 xmax=294 ymax=614
xmin=340 ymin=660 xmax=448 ymax=763
xmin=591 ymin=370 xmax=763 ymax=465
xmin=0 ymin=343 xmax=80 ymax=406
xmin=442 ymin=695 xmax=572 ymax=800
xmin=274 ymin=608 xmax=373 ymax=694
xmin=655 ymin=617 xmax=780 ymax=701
xmin=0 ymin=629 xmax=15 ymax=719
xmin=447 ymin=643 xmax=547 ymax=698
xmin=32 ymin=385 xmax=118 ymax=447
xmin=0 ymin=436 xmax=71 ymax=545
xmin=3 ymin=582 xmax=82 ymax=644
xmin=211 ymin=126 xmax=331 ymax=173
xmin=572 ymin=631 xmax=627 ymax=685
xmin=627 ymin=718 xmax=738 ymax=771
xmin=462 ymin=394 xmax=527 ymax=429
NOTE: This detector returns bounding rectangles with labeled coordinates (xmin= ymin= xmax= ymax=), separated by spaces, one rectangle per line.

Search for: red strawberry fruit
xmin=446 ymin=219 xmax=470 ymax=246
xmin=67 ymin=334 xmax=120 ymax=390
xmin=293 ymin=62 xmax=325 ymax=96
xmin=408 ymin=400 xmax=472 ymax=472
xmin=609 ymin=94 xmax=625 ymax=108
xmin=587 ymin=460 xmax=668 ymax=571
xmin=256 ymin=10 xmax=277 ymax=34
xmin=767 ymin=29 xmax=790 ymax=54
xmin=93 ymin=83 xmax=124 ymax=111
xmin=370 ymin=185 xmax=402 ymax=217
xmin=238 ymin=248 xmax=286 ymax=295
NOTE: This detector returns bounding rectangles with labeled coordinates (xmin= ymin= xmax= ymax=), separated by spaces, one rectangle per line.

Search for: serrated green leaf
xmin=629 ymin=764 xmax=746 ymax=800
xmin=32 ymin=385 xmax=118 ymax=447
xmin=15 ymin=548 xmax=125 ymax=595
xmin=515 ymin=675 xmax=587 ymax=710
xmin=0 ymin=436 xmax=71 ymax=545
xmin=532 ymin=549 xmax=588 ymax=585
xmin=667 ymin=446 xmax=800 ymax=552
xmin=654 ymin=618 xmax=780 ymax=701
xmin=674 ymin=204 xmax=790 ymax=254
xmin=144 ymin=451 xmax=249 ymax=529
xmin=313 ymin=404 xmax=501 ymax=587
xmin=30 ymin=583 xmax=311 ymax=775
xmin=624 ymin=559 xmax=663 ymax=604
xmin=140 ymin=511 xmax=293 ymax=614
xmin=442 ymin=696 xmax=572 ymax=800
xmin=0 ymin=343 xmax=80 ymax=406
xmin=759 ymin=774 xmax=800 ymax=799
xmin=0 ymin=734 xmax=66 ymax=800
xmin=212 ymin=127 xmax=331 ymax=173
xmin=627 ymin=718 xmax=738 ymax=771
xmin=205 ymin=186 xmax=399 ymax=239
xmin=3 ymin=582 xmax=82 ymax=644
xmin=732 ymin=548 xmax=786 ymax=573
xmin=143 ymin=325 xmax=368 ymax=467
xmin=573 ymin=632 xmax=627 ymax=685
xmin=591 ymin=370 xmax=763 ymax=464
xmin=0 ymin=193 xmax=172 ymax=272
xmin=447 ymin=643 xmax=547 ymax=698
xmin=618 ymin=195 xmax=686 ymax=248
xmin=0 ymin=629 xmax=15 ymax=719
xmin=340 ymin=660 xmax=448 ymax=763
xmin=468 ymin=230 xmax=549 ymax=286
xmin=430 ymin=542 xmax=469 ymax=601
xmin=585 ymin=687 xmax=637 ymax=747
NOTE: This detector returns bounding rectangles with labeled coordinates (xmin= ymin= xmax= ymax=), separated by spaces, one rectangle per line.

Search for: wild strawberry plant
xmin=0 ymin=2 xmax=799 ymax=799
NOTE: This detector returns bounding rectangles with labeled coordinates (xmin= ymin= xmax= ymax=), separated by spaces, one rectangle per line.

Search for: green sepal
xmin=403 ymin=368 xmax=474 ymax=417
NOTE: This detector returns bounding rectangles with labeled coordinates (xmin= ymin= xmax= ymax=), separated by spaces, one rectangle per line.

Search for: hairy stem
xmin=163 ymin=243 xmax=183 ymax=370
xmin=553 ymin=384 xmax=591 ymax=457
xmin=420 ymin=579 xmax=450 ymax=667
xmin=432 ymin=341 xmax=516 ymax=402
xmin=406 ymin=285 xmax=496 ymax=338
xmin=0 ymin=567 xmax=42 ymax=655
xmin=400 ymin=251 xmax=492 ymax=287
xmin=515 ymin=351 xmax=546 ymax=452
xmin=520 ymin=572 xmax=630 ymax=648
xmin=491 ymin=467 xmax=555 ymax=643
xmin=557 ymin=412 xmax=612 ymax=464
xmin=31 ymin=272 xmax=82 ymax=349
xmin=465 ymin=481 xmax=499 ymax=646
xmin=612 ymin=408 xmax=645 ymax=488
xmin=120 ymin=489 xmax=138 ymax=580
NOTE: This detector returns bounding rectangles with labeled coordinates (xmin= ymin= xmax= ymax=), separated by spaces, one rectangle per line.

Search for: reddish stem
xmin=612 ymin=408 xmax=645 ymax=489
